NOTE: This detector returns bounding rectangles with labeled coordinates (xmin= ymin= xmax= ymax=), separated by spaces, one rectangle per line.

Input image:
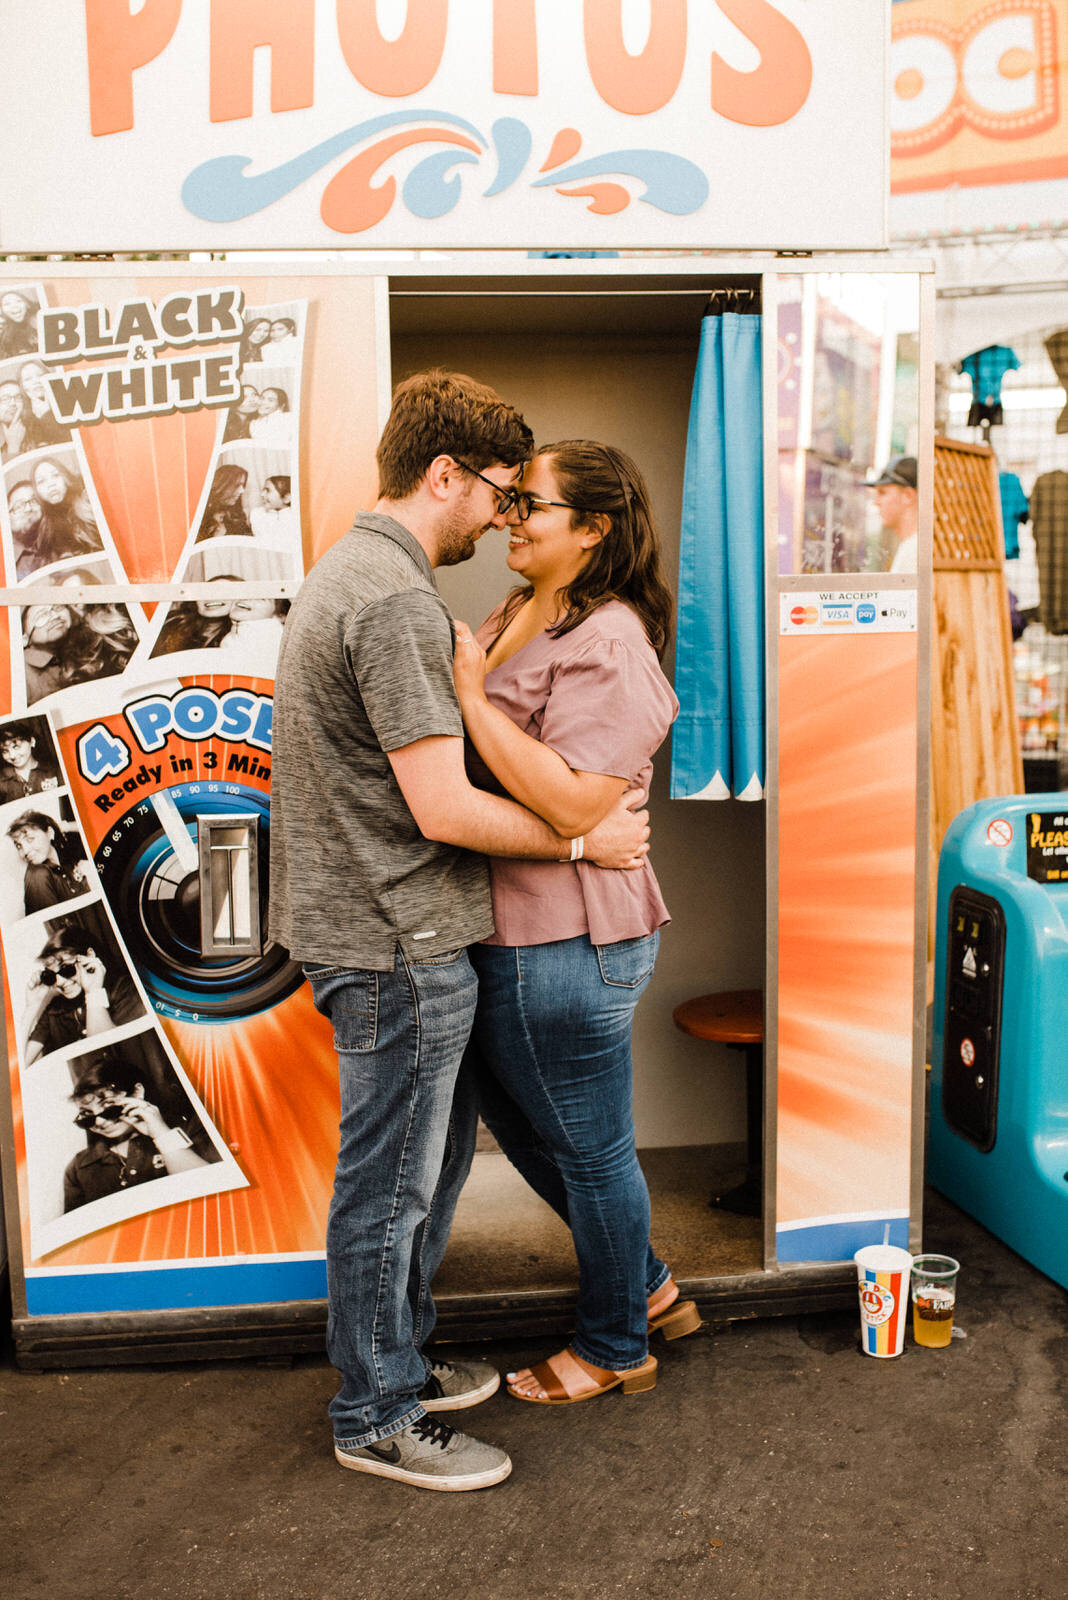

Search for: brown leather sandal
xmin=647 ymin=1277 xmax=703 ymax=1341
xmin=506 ymin=1347 xmax=658 ymax=1405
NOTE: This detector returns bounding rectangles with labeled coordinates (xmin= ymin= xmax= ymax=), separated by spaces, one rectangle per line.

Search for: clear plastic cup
xmin=854 ymin=1243 xmax=914 ymax=1357
xmin=910 ymin=1254 xmax=960 ymax=1348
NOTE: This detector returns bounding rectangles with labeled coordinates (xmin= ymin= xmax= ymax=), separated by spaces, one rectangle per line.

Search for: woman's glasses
xmin=453 ymin=462 xmax=585 ymax=523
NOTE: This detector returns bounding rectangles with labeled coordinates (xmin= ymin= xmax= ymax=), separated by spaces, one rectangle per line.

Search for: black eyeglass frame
xmin=452 ymin=462 xmax=589 ymax=523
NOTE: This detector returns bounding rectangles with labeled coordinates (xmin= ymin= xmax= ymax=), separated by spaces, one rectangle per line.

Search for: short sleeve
xmin=347 ymin=589 xmax=463 ymax=752
xmin=539 ymin=638 xmax=678 ymax=779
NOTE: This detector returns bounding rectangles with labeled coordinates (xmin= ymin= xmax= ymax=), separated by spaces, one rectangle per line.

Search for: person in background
xmin=0 ymin=290 xmax=39 ymax=359
xmin=23 ymin=921 xmax=142 ymax=1065
xmin=249 ymin=387 xmax=291 ymax=443
xmin=64 ymin=1056 xmax=213 ymax=1212
xmin=197 ymin=464 xmax=252 ymax=541
xmin=0 ymin=721 xmax=59 ymax=800
xmin=223 ymin=383 xmax=262 ymax=443
xmin=238 ymin=315 xmax=272 ymax=370
xmin=270 ymin=369 xmax=650 ymax=1493
xmin=867 ymin=455 xmax=918 ymax=574
xmin=453 ymin=439 xmax=697 ymax=1408
xmin=250 ymin=475 xmax=297 ymax=547
xmin=265 ymin=317 xmax=299 ymax=360
xmin=31 ymin=456 xmax=101 ymax=563
xmin=19 ymin=360 xmax=71 ymax=448
xmin=0 ymin=378 xmax=31 ymax=461
xmin=7 ymin=809 xmax=89 ymax=914
xmin=152 ymin=586 xmax=237 ymax=655
xmin=8 ymin=480 xmax=48 ymax=579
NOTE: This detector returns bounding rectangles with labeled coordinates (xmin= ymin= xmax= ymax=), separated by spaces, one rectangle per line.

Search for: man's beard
xmin=436 ymin=504 xmax=484 ymax=567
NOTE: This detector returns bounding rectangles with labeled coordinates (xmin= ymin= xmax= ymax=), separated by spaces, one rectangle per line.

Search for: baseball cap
xmin=867 ymin=455 xmax=917 ymax=490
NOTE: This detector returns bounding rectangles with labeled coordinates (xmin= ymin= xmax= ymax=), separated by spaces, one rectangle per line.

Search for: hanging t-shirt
xmin=998 ymin=472 xmax=1029 ymax=561
xmin=1030 ymin=470 xmax=1068 ymax=634
xmin=1043 ymin=329 xmax=1068 ymax=434
xmin=959 ymin=345 xmax=1020 ymax=427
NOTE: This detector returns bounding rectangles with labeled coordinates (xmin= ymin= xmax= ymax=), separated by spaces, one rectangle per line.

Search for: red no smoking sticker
xmin=987 ymin=818 xmax=1013 ymax=847
xmin=961 ymin=1038 xmax=976 ymax=1066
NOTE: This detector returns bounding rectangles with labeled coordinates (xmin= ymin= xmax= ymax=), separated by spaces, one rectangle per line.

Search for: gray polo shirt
xmin=268 ymin=513 xmax=493 ymax=969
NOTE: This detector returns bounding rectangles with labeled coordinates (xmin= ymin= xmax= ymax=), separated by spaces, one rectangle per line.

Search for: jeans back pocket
xmin=595 ymin=931 xmax=659 ymax=989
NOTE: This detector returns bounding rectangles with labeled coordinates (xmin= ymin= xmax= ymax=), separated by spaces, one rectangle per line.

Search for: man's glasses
xmin=453 ymin=464 xmax=586 ymax=523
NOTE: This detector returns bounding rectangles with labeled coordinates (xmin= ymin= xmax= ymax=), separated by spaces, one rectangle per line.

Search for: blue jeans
xmin=467 ymin=933 xmax=669 ymax=1370
xmin=305 ymin=947 xmax=479 ymax=1448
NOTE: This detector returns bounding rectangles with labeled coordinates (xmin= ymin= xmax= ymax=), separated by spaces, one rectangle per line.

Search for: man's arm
xmin=388 ymin=737 xmax=648 ymax=868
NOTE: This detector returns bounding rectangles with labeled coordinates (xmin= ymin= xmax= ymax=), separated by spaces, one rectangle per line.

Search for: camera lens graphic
xmin=94 ymin=781 xmax=301 ymax=1024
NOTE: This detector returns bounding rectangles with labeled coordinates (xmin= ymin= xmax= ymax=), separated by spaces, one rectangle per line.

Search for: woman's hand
xmin=453 ymin=621 xmax=488 ymax=708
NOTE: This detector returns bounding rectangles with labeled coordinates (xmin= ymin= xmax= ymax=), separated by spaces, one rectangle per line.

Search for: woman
xmin=31 ymin=456 xmax=101 ymax=564
xmin=215 ymin=596 xmax=289 ymax=659
xmin=223 ymin=383 xmax=262 ymax=443
xmin=19 ymin=360 xmax=71 ymax=448
xmin=453 ymin=440 xmax=699 ymax=1406
xmin=152 ymin=588 xmax=236 ymax=655
xmin=63 ymin=601 xmax=139 ymax=682
xmin=0 ymin=290 xmax=38 ymax=359
xmin=249 ymin=474 xmax=296 ymax=546
xmin=248 ymin=386 xmax=291 ymax=443
xmin=238 ymin=315 xmax=272 ymax=369
xmin=265 ymin=316 xmax=299 ymax=360
xmin=196 ymin=464 xmax=252 ymax=541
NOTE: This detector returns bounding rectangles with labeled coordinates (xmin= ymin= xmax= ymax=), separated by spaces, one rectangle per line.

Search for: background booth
xmin=0 ymin=1 xmax=935 ymax=1364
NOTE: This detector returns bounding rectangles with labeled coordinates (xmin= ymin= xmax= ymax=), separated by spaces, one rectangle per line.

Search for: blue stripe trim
xmin=776 ymin=1216 xmax=909 ymax=1263
xmin=25 ymin=1259 xmax=327 ymax=1316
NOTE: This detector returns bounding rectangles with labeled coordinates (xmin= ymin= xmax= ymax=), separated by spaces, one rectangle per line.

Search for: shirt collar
xmin=350 ymin=512 xmax=434 ymax=584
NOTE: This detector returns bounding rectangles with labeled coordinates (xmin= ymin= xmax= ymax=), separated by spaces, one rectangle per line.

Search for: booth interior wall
xmin=392 ymin=309 xmax=766 ymax=1153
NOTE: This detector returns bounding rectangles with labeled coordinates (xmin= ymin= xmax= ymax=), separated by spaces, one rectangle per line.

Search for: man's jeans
xmin=304 ymin=946 xmax=478 ymax=1449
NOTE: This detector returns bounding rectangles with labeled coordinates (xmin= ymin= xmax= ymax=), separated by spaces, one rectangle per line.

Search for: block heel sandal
xmin=506 ymin=1347 xmax=658 ymax=1405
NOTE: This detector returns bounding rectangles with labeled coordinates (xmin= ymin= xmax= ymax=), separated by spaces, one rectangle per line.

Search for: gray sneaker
xmin=335 ymin=1415 xmax=512 ymax=1491
xmin=420 ymin=1357 xmax=500 ymax=1412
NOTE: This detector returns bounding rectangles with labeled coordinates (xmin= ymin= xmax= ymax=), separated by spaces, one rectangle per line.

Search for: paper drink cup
xmin=854 ymin=1244 xmax=914 ymax=1357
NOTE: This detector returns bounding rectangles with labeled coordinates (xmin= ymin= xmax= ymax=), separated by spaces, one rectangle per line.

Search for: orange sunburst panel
xmin=29 ymin=983 xmax=340 ymax=1270
xmin=776 ymin=633 xmax=919 ymax=1230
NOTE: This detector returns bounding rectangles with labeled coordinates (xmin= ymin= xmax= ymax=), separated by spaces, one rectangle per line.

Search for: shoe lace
xmin=411 ymin=1414 xmax=454 ymax=1451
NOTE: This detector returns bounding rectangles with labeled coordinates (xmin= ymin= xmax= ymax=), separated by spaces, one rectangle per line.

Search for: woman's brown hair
xmin=500 ymin=441 xmax=673 ymax=657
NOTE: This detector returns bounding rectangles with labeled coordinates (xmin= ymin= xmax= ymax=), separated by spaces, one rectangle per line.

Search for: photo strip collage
xmin=0 ymin=284 xmax=306 ymax=713
xmin=0 ymin=708 xmax=247 ymax=1258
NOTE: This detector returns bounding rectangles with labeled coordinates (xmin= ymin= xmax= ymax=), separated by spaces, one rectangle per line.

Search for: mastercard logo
xmin=790 ymin=605 xmax=819 ymax=626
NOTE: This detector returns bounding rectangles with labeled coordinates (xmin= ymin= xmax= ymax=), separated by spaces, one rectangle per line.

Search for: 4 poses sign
xmin=0 ymin=1 xmax=889 ymax=250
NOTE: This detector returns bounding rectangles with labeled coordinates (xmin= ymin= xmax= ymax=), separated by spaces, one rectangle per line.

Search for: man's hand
xmin=583 ymin=788 xmax=650 ymax=871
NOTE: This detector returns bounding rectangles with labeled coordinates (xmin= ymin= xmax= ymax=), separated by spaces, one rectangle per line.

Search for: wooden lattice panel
xmin=933 ymin=435 xmax=1005 ymax=570
xmin=929 ymin=436 xmax=1023 ymax=956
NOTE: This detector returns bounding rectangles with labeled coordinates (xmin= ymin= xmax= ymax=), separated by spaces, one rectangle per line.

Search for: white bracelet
xmin=570 ymin=836 xmax=585 ymax=862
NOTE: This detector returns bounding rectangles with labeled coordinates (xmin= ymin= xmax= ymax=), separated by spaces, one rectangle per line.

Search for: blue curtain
xmin=670 ymin=310 xmax=765 ymax=801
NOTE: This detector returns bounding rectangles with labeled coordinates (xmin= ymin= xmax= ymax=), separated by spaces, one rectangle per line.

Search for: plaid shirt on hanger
xmin=1031 ymin=470 xmax=1068 ymax=635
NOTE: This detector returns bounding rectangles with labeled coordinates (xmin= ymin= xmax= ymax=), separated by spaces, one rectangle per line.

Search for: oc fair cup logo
xmin=860 ymin=1281 xmax=895 ymax=1327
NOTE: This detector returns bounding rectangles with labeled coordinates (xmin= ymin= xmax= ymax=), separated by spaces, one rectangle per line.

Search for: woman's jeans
xmin=468 ymin=932 xmax=669 ymax=1370
xmin=305 ymin=947 xmax=479 ymax=1449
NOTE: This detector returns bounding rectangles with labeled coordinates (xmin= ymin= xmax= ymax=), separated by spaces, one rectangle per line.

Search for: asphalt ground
xmin=1 ymin=1187 xmax=1065 ymax=1600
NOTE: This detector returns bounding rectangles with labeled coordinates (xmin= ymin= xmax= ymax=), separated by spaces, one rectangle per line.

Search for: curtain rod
xmin=389 ymin=289 xmax=724 ymax=297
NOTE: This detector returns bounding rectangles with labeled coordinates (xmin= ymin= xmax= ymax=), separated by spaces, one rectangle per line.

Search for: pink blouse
xmin=470 ymin=599 xmax=678 ymax=948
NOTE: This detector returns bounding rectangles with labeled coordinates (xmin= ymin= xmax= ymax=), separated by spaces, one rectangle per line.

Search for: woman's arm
xmin=453 ymin=623 xmax=627 ymax=838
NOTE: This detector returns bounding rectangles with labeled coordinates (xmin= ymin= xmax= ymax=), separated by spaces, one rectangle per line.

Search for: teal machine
xmin=929 ymin=794 xmax=1068 ymax=1289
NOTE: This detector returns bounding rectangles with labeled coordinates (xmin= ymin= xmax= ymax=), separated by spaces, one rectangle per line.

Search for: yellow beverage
xmin=912 ymin=1288 xmax=954 ymax=1347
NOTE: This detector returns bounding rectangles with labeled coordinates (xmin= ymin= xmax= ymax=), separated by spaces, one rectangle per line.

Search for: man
xmin=0 ymin=379 xmax=29 ymax=461
xmin=24 ymin=921 xmax=143 ymax=1065
xmin=64 ymin=1057 xmax=213 ymax=1213
xmin=7 ymin=809 xmax=89 ymax=913
xmin=868 ymin=455 xmax=918 ymax=573
xmin=21 ymin=603 xmax=77 ymax=704
xmin=8 ymin=480 xmax=46 ymax=579
xmin=270 ymin=370 xmax=648 ymax=1492
xmin=0 ymin=720 xmax=60 ymax=801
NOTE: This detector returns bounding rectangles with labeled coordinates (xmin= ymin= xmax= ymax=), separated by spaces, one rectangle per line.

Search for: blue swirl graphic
xmin=182 ymin=110 xmax=486 ymax=222
xmin=484 ymin=118 xmax=533 ymax=196
xmin=403 ymin=151 xmax=480 ymax=219
xmin=532 ymin=150 xmax=708 ymax=215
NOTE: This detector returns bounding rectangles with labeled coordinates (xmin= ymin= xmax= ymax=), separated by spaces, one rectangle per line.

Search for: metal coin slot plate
xmin=198 ymin=814 xmax=262 ymax=958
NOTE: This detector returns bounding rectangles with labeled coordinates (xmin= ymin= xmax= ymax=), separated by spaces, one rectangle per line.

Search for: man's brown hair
xmin=376 ymin=369 xmax=532 ymax=499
